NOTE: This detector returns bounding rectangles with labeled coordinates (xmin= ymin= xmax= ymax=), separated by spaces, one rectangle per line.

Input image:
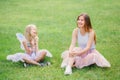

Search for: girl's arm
xmin=78 ymin=30 xmax=95 ymax=55
xmin=22 ymin=40 xmax=32 ymax=54
xmin=69 ymin=28 xmax=78 ymax=53
xmin=34 ymin=37 xmax=39 ymax=52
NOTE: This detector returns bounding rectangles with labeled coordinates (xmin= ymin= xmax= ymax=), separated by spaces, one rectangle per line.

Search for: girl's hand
xmin=26 ymin=47 xmax=32 ymax=54
xmin=69 ymin=50 xmax=78 ymax=57
xmin=69 ymin=47 xmax=82 ymax=57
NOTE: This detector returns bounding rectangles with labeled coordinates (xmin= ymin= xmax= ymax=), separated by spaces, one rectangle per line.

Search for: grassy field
xmin=0 ymin=0 xmax=120 ymax=80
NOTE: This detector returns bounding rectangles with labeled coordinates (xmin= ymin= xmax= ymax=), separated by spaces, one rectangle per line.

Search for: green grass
xmin=0 ymin=0 xmax=120 ymax=80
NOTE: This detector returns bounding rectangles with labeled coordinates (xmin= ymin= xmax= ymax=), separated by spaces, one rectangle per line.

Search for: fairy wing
xmin=16 ymin=33 xmax=26 ymax=50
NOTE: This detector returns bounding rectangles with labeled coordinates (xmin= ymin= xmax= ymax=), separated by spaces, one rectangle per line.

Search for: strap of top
xmin=77 ymin=29 xmax=95 ymax=49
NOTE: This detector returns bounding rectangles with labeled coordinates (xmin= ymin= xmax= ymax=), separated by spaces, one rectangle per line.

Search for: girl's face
xmin=77 ymin=16 xmax=85 ymax=28
xmin=30 ymin=27 xmax=37 ymax=37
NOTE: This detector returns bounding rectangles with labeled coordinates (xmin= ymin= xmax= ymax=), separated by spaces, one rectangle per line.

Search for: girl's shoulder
xmin=73 ymin=28 xmax=79 ymax=33
xmin=89 ymin=29 xmax=95 ymax=33
xmin=89 ymin=29 xmax=95 ymax=36
xmin=72 ymin=28 xmax=79 ymax=37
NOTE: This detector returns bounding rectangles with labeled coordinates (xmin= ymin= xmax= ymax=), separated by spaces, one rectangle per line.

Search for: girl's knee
xmin=61 ymin=50 xmax=69 ymax=59
xmin=41 ymin=50 xmax=47 ymax=56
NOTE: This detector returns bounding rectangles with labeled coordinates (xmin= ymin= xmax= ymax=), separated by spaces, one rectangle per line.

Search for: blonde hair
xmin=25 ymin=24 xmax=39 ymax=42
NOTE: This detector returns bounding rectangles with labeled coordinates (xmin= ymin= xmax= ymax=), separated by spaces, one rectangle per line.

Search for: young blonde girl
xmin=7 ymin=24 xmax=52 ymax=67
xmin=22 ymin=24 xmax=47 ymax=66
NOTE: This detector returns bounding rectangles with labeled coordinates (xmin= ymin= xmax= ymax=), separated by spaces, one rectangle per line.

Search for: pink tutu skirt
xmin=74 ymin=49 xmax=111 ymax=69
xmin=6 ymin=49 xmax=52 ymax=62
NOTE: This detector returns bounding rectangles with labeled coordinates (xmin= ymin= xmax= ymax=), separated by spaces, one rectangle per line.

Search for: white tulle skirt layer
xmin=61 ymin=49 xmax=111 ymax=69
xmin=75 ymin=49 xmax=110 ymax=68
xmin=6 ymin=49 xmax=52 ymax=62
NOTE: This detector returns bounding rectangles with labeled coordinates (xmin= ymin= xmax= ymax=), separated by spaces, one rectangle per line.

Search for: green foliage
xmin=0 ymin=0 xmax=120 ymax=80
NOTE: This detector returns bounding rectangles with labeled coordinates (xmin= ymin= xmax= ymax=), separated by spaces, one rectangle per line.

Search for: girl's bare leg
xmin=35 ymin=50 xmax=46 ymax=62
xmin=23 ymin=58 xmax=40 ymax=66
xmin=61 ymin=51 xmax=69 ymax=68
xmin=61 ymin=57 xmax=69 ymax=68
xmin=64 ymin=47 xmax=82 ymax=75
xmin=64 ymin=55 xmax=75 ymax=75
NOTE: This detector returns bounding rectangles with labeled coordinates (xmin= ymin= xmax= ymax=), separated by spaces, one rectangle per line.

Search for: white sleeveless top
xmin=78 ymin=29 xmax=95 ymax=50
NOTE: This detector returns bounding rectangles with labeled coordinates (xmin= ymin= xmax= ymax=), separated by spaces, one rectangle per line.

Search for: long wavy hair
xmin=77 ymin=13 xmax=96 ymax=44
xmin=25 ymin=24 xmax=39 ymax=43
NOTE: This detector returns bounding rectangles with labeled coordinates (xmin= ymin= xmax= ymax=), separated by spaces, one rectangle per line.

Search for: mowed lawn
xmin=0 ymin=0 xmax=120 ymax=80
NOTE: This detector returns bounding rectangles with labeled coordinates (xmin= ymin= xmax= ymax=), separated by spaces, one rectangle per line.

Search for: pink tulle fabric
xmin=74 ymin=49 xmax=111 ymax=69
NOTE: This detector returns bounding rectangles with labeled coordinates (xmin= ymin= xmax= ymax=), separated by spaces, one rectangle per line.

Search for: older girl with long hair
xmin=61 ymin=13 xmax=111 ymax=75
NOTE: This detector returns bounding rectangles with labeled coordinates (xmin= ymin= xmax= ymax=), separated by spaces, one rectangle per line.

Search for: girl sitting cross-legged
xmin=7 ymin=24 xmax=52 ymax=67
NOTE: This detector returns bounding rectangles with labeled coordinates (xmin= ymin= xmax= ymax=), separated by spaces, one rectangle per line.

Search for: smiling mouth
xmin=78 ymin=23 xmax=82 ymax=25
